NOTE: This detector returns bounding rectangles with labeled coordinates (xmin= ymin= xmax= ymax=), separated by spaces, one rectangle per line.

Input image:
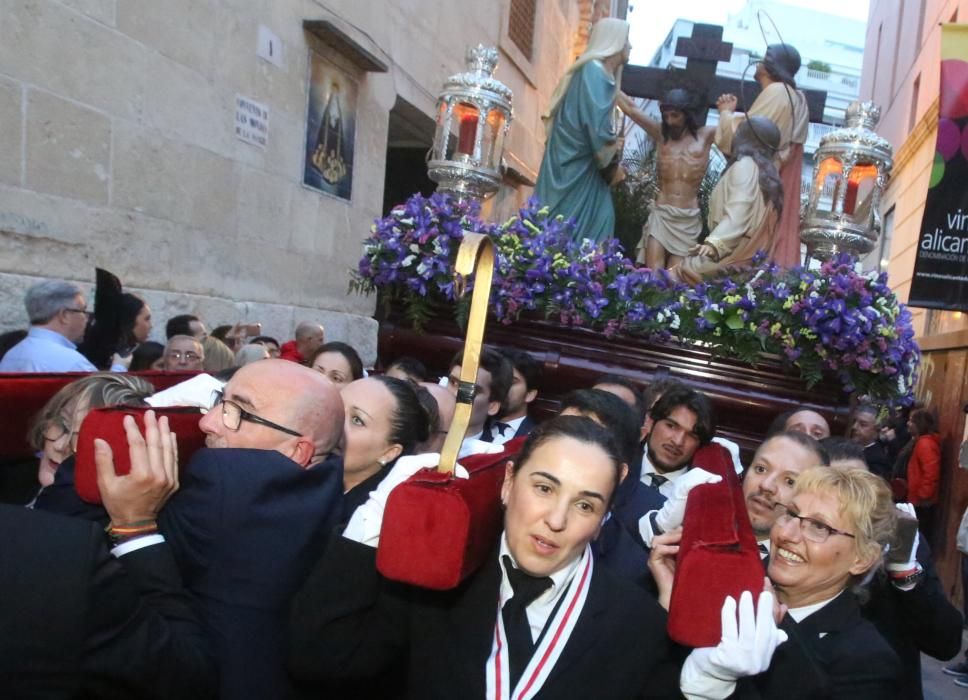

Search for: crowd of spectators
xmin=0 ymin=276 xmax=964 ymax=699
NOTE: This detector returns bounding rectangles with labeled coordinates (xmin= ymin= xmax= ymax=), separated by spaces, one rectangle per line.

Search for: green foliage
xmin=807 ymin=60 xmax=832 ymax=73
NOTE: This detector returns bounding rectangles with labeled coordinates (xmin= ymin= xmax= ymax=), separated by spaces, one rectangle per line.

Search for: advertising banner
xmin=909 ymin=24 xmax=968 ymax=310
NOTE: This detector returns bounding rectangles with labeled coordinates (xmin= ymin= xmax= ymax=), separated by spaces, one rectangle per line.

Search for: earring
xmin=378 ymin=458 xmax=387 ymax=466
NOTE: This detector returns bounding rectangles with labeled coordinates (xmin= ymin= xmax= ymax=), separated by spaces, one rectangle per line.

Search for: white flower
xmin=409 ymin=244 xmax=421 ymax=253
xmin=402 ymin=255 xmax=416 ymax=267
xmin=670 ymin=313 xmax=681 ymax=330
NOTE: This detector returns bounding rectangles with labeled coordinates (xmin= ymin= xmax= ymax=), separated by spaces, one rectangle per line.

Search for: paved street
xmin=924 ymin=629 xmax=968 ymax=700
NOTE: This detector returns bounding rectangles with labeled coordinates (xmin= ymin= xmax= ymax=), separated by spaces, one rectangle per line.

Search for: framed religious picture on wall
xmin=304 ymin=51 xmax=357 ymax=200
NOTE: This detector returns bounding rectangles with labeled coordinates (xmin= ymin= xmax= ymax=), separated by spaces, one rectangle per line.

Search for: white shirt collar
xmin=498 ymin=533 xmax=582 ymax=611
xmin=786 ymin=591 xmax=843 ymax=623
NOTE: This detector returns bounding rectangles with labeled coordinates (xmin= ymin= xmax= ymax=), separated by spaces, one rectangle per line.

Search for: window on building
xmin=910 ymin=74 xmax=921 ymax=132
xmin=879 ymin=206 xmax=895 ymax=273
xmin=508 ymin=0 xmax=536 ymax=60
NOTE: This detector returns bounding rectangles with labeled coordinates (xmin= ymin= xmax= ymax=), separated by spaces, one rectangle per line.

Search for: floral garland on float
xmin=350 ymin=193 xmax=920 ymax=407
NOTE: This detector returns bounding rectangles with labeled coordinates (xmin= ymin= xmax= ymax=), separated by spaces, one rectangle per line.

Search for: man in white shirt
xmin=0 ymin=280 xmax=96 ymax=372
xmin=487 ymin=348 xmax=540 ymax=445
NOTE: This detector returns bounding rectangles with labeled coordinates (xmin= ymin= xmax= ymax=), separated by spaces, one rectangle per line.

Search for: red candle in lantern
xmin=458 ymin=114 xmax=477 ymax=156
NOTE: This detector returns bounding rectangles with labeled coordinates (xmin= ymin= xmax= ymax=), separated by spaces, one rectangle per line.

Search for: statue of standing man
xmin=617 ymin=88 xmax=716 ymax=269
xmin=715 ymin=44 xmax=809 ymax=268
xmin=535 ymin=18 xmax=631 ymax=245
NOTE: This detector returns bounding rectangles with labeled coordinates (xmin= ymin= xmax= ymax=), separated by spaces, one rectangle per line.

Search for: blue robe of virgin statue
xmin=535 ymin=60 xmax=619 ymax=245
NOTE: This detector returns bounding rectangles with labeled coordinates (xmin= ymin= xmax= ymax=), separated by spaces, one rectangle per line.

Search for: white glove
xmin=887 ymin=502 xmax=920 ymax=574
xmin=680 ymin=591 xmax=788 ymax=700
xmin=342 ymin=453 xmax=468 ymax=547
xmin=640 ymin=468 xmax=723 ymax=547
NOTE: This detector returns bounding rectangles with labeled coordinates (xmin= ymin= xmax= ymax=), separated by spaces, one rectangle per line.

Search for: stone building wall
xmin=0 ymin=0 xmax=590 ymax=362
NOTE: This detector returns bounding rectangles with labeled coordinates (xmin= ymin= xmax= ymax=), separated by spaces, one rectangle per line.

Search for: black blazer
xmin=863 ymin=442 xmax=893 ymax=480
xmin=0 ymin=504 xmax=214 ymax=699
xmin=160 ymin=448 xmax=344 ymax=700
xmin=513 ymin=415 xmax=536 ymax=439
xmin=594 ymin=474 xmax=666 ymax=589
xmin=289 ymin=536 xmax=678 ymax=699
xmin=862 ymin=538 xmax=963 ymax=700
xmin=735 ymin=590 xmax=901 ymax=699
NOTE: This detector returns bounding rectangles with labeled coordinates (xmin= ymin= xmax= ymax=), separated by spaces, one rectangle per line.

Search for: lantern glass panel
xmin=453 ymin=102 xmax=481 ymax=159
xmin=843 ymin=163 xmax=878 ymax=217
xmin=815 ymin=157 xmax=843 ymax=212
xmin=433 ymin=101 xmax=450 ymax=160
xmin=480 ymin=109 xmax=506 ymax=169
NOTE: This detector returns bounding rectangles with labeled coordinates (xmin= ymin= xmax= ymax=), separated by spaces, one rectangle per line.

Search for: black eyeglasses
xmin=773 ymin=502 xmax=856 ymax=543
xmin=63 ymin=308 xmax=93 ymax=318
xmin=205 ymin=390 xmax=302 ymax=438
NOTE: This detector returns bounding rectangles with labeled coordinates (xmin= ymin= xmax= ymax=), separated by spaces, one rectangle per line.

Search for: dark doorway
xmin=383 ymin=97 xmax=436 ymax=214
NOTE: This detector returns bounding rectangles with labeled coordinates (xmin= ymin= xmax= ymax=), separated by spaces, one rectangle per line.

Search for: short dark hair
xmin=450 ymin=347 xmax=513 ymax=406
xmin=166 ymin=314 xmax=199 ymax=340
xmin=908 ymin=408 xmax=938 ymax=436
xmin=649 ymin=385 xmax=716 ymax=445
xmin=593 ymin=373 xmax=647 ymax=424
xmin=759 ymin=430 xmax=830 ymax=465
xmin=252 ymin=335 xmax=280 ymax=348
xmin=386 ymin=356 xmax=428 ymax=383
xmin=370 ymin=375 xmax=430 ymax=456
xmin=513 ymin=415 xmax=624 ymax=504
xmin=129 ymin=341 xmax=165 ymax=371
xmin=853 ymin=403 xmax=879 ymax=419
xmin=643 ymin=377 xmax=686 ymax=414
xmin=818 ymin=436 xmax=861 ymax=464
xmin=414 ymin=385 xmax=440 ymax=436
xmin=498 ymin=348 xmax=542 ymax=391
xmin=312 ymin=342 xmax=364 ymax=382
xmin=210 ymin=325 xmax=233 ymax=342
xmin=559 ymin=389 xmax=640 ymax=466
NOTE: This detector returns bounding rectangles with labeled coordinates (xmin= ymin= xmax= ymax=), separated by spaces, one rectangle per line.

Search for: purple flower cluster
xmin=353 ymin=193 xmax=920 ymax=406
xmin=353 ymin=192 xmax=492 ymax=301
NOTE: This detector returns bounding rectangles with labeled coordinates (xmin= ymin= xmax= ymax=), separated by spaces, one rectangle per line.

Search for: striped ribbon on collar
xmin=485 ymin=546 xmax=594 ymax=700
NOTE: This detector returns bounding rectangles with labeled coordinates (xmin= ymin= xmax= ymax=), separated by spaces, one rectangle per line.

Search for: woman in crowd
xmin=119 ymin=293 xmax=152 ymax=356
xmin=903 ymin=408 xmax=941 ymax=529
xmin=311 ymin=341 xmax=364 ymax=389
xmin=652 ymin=466 xmax=900 ymax=698
xmin=29 ymin=373 xmax=155 ymax=508
xmin=202 ymin=336 xmax=235 ymax=373
xmin=289 ymin=416 xmax=677 ymax=698
xmin=338 ymin=375 xmax=429 ymax=524
xmin=129 ymin=340 xmax=165 ymax=371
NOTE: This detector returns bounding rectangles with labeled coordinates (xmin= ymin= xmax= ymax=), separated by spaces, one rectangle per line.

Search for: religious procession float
xmin=351 ymin=39 xmax=917 ymax=459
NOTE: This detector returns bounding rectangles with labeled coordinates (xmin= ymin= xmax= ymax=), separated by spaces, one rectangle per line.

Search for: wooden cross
xmin=622 ymin=23 xmax=828 ymax=126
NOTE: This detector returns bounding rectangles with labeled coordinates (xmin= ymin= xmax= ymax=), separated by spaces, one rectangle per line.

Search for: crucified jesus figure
xmin=618 ymin=88 xmax=716 ymax=270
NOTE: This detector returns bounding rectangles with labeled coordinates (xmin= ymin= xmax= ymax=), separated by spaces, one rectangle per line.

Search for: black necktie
xmin=491 ymin=421 xmax=512 ymax=440
xmin=502 ymin=555 xmax=553 ymax=688
xmin=649 ymin=473 xmax=668 ymax=490
xmin=758 ymin=542 xmax=769 ymax=559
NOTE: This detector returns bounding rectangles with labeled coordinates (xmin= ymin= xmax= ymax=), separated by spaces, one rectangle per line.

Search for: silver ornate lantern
xmin=427 ymin=45 xmax=513 ymax=203
xmin=800 ymin=101 xmax=894 ymax=260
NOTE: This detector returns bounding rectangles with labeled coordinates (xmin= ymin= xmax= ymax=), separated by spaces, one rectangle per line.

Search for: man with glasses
xmin=0 ymin=279 xmax=97 ymax=372
xmin=157 ymin=359 xmax=345 ymax=699
xmin=161 ymin=334 xmax=205 ymax=371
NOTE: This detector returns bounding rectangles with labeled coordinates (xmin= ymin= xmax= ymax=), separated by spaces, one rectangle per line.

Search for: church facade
xmin=0 ymin=0 xmax=619 ymax=361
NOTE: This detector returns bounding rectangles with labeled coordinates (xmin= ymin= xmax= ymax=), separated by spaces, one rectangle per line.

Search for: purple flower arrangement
xmin=352 ymin=193 xmax=920 ymax=406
